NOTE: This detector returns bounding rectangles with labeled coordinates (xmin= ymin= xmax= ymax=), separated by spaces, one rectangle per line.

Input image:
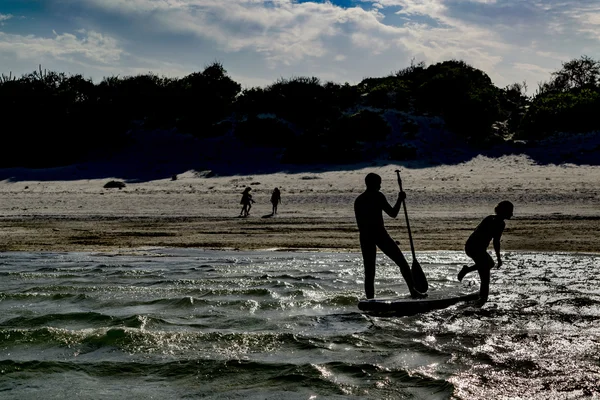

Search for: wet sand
xmin=1 ymin=195 xmax=597 ymax=254
xmin=1 ymin=215 xmax=598 ymax=253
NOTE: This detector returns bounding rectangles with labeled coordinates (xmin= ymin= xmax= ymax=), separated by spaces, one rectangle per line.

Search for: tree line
xmin=1 ymin=56 xmax=598 ymax=168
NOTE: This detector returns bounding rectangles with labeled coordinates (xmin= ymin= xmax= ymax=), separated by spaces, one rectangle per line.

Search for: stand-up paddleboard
xmin=358 ymin=290 xmax=480 ymax=316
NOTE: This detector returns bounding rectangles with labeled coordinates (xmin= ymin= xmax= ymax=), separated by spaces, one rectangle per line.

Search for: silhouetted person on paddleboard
xmin=458 ymin=200 xmax=514 ymax=305
xmin=354 ymin=173 xmax=427 ymax=300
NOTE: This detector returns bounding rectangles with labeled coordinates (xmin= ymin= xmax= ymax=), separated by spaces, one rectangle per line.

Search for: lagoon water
xmin=0 ymin=249 xmax=598 ymax=399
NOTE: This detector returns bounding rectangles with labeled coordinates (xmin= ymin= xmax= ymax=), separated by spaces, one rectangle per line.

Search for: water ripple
xmin=0 ymin=249 xmax=598 ymax=399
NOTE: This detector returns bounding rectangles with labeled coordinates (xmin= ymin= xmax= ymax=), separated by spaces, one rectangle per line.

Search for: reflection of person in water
xmin=458 ymin=200 xmax=514 ymax=305
xmin=240 ymin=187 xmax=255 ymax=217
xmin=354 ymin=173 xmax=427 ymax=299
xmin=270 ymin=188 xmax=281 ymax=215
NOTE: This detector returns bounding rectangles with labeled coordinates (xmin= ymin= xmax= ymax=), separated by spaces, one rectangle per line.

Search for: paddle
xmin=395 ymin=169 xmax=429 ymax=293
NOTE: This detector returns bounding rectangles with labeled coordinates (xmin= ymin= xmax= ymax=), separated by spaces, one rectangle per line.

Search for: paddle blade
xmin=411 ymin=261 xmax=429 ymax=293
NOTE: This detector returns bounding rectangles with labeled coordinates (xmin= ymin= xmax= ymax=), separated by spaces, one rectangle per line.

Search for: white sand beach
xmin=1 ymin=152 xmax=599 ymax=253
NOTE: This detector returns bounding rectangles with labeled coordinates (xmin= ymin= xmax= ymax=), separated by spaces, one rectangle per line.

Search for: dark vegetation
xmin=1 ymin=56 xmax=599 ymax=168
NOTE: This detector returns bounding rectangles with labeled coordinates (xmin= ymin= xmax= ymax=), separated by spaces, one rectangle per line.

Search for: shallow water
xmin=0 ymin=249 xmax=599 ymax=399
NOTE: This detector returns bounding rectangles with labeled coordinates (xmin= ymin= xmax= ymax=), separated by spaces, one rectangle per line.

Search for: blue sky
xmin=1 ymin=0 xmax=599 ymax=91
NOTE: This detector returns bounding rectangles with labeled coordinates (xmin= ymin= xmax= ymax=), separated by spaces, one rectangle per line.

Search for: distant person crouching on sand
xmin=354 ymin=173 xmax=427 ymax=300
xmin=458 ymin=200 xmax=514 ymax=305
xmin=240 ymin=187 xmax=255 ymax=217
xmin=270 ymin=188 xmax=281 ymax=215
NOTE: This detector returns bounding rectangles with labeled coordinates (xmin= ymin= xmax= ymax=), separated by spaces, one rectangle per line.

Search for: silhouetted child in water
xmin=458 ymin=200 xmax=514 ymax=305
xmin=270 ymin=188 xmax=281 ymax=215
xmin=354 ymin=173 xmax=427 ymax=300
xmin=240 ymin=187 xmax=255 ymax=217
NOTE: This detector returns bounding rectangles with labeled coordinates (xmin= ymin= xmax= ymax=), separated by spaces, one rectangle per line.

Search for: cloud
xmin=0 ymin=29 xmax=125 ymax=65
xmin=3 ymin=0 xmax=600 ymax=88
xmin=513 ymin=62 xmax=553 ymax=76
xmin=562 ymin=2 xmax=600 ymax=40
xmin=68 ymin=0 xmax=511 ymax=82
xmin=360 ymin=0 xmax=600 ymax=83
xmin=0 ymin=14 xmax=14 ymax=25
xmin=76 ymin=0 xmax=395 ymax=66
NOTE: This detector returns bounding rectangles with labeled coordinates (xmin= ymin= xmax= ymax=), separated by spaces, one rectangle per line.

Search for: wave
xmin=259 ymin=273 xmax=324 ymax=281
xmin=0 ymin=325 xmax=377 ymax=356
xmin=1 ymin=250 xmax=599 ymax=399
xmin=0 ymin=358 xmax=454 ymax=398
xmin=1 ymin=312 xmax=116 ymax=328
xmin=0 ymin=292 xmax=89 ymax=301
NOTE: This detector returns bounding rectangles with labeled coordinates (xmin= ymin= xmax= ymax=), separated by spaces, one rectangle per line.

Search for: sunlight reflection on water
xmin=0 ymin=249 xmax=598 ymax=399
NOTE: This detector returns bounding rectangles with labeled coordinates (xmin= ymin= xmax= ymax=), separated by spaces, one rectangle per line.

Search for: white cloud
xmin=149 ymin=1 xmax=384 ymax=65
xmin=0 ymin=30 xmax=125 ymax=65
xmin=367 ymin=0 xmax=448 ymax=19
xmin=564 ymin=3 xmax=600 ymax=40
xmin=513 ymin=62 xmax=554 ymax=76
xmin=3 ymin=0 xmax=599 ymax=88
xmin=0 ymin=14 xmax=13 ymax=25
xmin=67 ymin=0 xmax=409 ymax=71
xmin=71 ymin=0 xmax=509 ymax=76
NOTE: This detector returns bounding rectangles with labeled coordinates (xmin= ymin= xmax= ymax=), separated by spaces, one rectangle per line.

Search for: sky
xmin=1 ymin=0 xmax=599 ymax=91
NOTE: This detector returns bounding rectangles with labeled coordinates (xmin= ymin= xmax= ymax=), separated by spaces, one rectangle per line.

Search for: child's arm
xmin=493 ymin=220 xmax=506 ymax=268
xmin=493 ymin=236 xmax=502 ymax=268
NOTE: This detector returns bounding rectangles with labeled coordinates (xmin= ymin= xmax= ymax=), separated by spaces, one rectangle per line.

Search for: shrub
xmin=389 ymin=143 xmax=418 ymax=160
xmin=104 ymin=180 xmax=126 ymax=189
xmin=414 ymin=60 xmax=502 ymax=139
xmin=235 ymin=116 xmax=295 ymax=146
xmin=330 ymin=110 xmax=390 ymax=142
xmin=402 ymin=119 xmax=419 ymax=139
xmin=519 ymin=88 xmax=600 ymax=139
xmin=281 ymin=132 xmax=362 ymax=164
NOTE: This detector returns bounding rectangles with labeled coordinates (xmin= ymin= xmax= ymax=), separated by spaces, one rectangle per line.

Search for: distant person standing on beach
xmin=458 ymin=200 xmax=514 ymax=305
xmin=270 ymin=188 xmax=281 ymax=215
xmin=240 ymin=187 xmax=255 ymax=217
xmin=354 ymin=173 xmax=427 ymax=299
